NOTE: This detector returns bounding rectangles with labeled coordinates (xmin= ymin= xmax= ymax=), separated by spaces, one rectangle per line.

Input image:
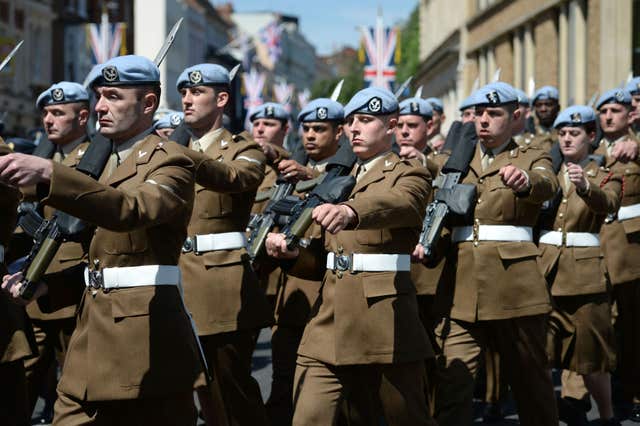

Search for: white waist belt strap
xmin=326 ymin=253 xmax=410 ymax=272
xmin=618 ymin=203 xmax=640 ymax=221
xmin=539 ymin=231 xmax=600 ymax=247
xmin=452 ymin=225 xmax=533 ymax=243
xmin=0 ymin=244 xmax=4 ymax=263
xmin=84 ymin=265 xmax=181 ymax=289
xmin=195 ymin=232 xmax=247 ymax=252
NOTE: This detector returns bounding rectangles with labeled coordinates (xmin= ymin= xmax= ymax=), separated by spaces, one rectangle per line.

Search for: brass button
xmin=477 ymin=198 xmax=482 ymax=204
xmin=473 ymin=241 xmax=479 ymax=247
xmin=479 ymin=178 xmax=484 ymax=184
xmin=562 ymin=198 xmax=567 ymax=204
xmin=337 ymin=246 xmax=344 ymax=254
xmin=557 ymin=227 xmax=562 ymax=232
xmin=559 ymin=213 xmax=564 ymax=218
xmin=336 ymin=270 xmax=343 ymax=279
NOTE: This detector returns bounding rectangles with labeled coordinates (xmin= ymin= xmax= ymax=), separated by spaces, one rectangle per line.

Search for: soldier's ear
xmin=216 ymin=91 xmax=230 ymax=109
xmin=334 ymin=124 xmax=343 ymax=143
xmin=77 ymin=108 xmax=90 ymax=127
xmin=142 ymin=92 xmax=158 ymax=116
xmin=386 ymin=116 xmax=398 ymax=134
xmin=512 ymin=107 xmax=521 ymax=122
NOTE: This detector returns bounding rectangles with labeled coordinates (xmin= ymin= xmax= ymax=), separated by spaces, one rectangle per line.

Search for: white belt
xmin=326 ymin=252 xmax=410 ymax=272
xmin=617 ymin=203 xmax=640 ymax=221
xmin=539 ymin=231 xmax=600 ymax=247
xmin=452 ymin=225 xmax=533 ymax=243
xmin=0 ymin=244 xmax=4 ymax=263
xmin=183 ymin=232 xmax=247 ymax=253
xmin=84 ymin=265 xmax=180 ymax=289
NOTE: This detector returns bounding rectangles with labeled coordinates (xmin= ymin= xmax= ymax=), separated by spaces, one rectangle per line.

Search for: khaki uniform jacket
xmin=296 ymin=152 xmax=434 ymax=365
xmin=595 ymin=137 xmax=640 ymax=284
xmin=179 ymin=129 xmax=273 ymax=335
xmin=38 ymin=135 xmax=202 ymax=401
xmin=412 ymin=150 xmax=451 ymax=297
xmin=539 ymin=160 xmax=622 ymax=296
xmin=27 ymin=142 xmax=91 ymax=321
xmin=0 ymin=141 xmax=35 ymax=364
xmin=444 ymin=141 xmax=558 ymax=322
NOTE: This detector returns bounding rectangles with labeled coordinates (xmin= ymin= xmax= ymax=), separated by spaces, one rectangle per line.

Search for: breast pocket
xmin=486 ymin=181 xmax=516 ymax=221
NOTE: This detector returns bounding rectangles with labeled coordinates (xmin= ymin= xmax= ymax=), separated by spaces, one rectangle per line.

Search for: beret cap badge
xmin=368 ymin=97 xmax=382 ymax=113
xmin=102 ymin=66 xmax=119 ymax=82
xmin=188 ymin=70 xmax=203 ymax=85
xmin=316 ymin=107 xmax=328 ymax=120
xmin=51 ymin=88 xmax=64 ymax=102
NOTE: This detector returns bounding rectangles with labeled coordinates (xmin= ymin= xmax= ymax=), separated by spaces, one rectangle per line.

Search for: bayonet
xmin=394 ymin=76 xmax=413 ymax=99
xmin=587 ymin=92 xmax=599 ymax=108
xmin=154 ymin=17 xmax=183 ymax=66
xmin=414 ymin=85 xmax=423 ymax=98
xmin=229 ymin=63 xmax=241 ymax=82
xmin=492 ymin=68 xmax=501 ymax=82
xmin=0 ymin=40 xmax=23 ymax=73
xmin=330 ymin=79 xmax=344 ymax=101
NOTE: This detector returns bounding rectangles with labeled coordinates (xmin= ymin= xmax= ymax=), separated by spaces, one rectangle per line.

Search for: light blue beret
xmin=596 ymin=89 xmax=632 ymax=110
xmin=249 ymin=102 xmax=290 ymax=122
xmin=343 ymin=87 xmax=398 ymax=117
xmin=176 ymin=64 xmax=230 ymax=90
xmin=36 ymin=82 xmax=89 ymax=109
xmin=472 ymin=82 xmax=518 ymax=106
xmin=86 ymin=55 xmax=160 ymax=88
xmin=425 ymin=97 xmax=444 ymax=113
xmin=626 ymin=77 xmax=640 ymax=95
xmin=399 ymin=97 xmax=433 ymax=118
xmin=458 ymin=94 xmax=477 ymax=111
xmin=532 ymin=86 xmax=559 ymax=103
xmin=553 ymin=105 xmax=596 ymax=129
xmin=297 ymin=98 xmax=344 ymax=122
xmin=154 ymin=112 xmax=183 ymax=130
xmin=514 ymin=88 xmax=530 ymax=106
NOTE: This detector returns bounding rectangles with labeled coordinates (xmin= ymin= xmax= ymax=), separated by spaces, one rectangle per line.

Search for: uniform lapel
xmin=107 ymin=135 xmax=155 ymax=186
xmin=479 ymin=141 xmax=518 ymax=178
xmin=351 ymin=151 xmax=393 ymax=194
xmin=468 ymin=142 xmax=484 ymax=177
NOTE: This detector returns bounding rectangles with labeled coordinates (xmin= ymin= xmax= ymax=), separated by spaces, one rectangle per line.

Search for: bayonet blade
xmin=492 ymin=67 xmax=501 ymax=82
xmin=414 ymin=85 xmax=423 ymax=98
xmin=528 ymin=77 xmax=536 ymax=98
xmin=0 ymin=40 xmax=23 ymax=74
xmin=229 ymin=64 xmax=241 ymax=82
xmin=587 ymin=91 xmax=599 ymax=108
xmin=154 ymin=18 xmax=183 ymax=66
xmin=330 ymin=79 xmax=344 ymax=101
xmin=394 ymin=76 xmax=413 ymax=99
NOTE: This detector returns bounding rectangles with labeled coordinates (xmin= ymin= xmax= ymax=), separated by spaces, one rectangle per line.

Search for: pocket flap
xmin=621 ymin=217 xmax=640 ymax=234
xmin=111 ymin=288 xmax=152 ymax=318
xmin=361 ymin=272 xmax=412 ymax=298
xmin=496 ymin=243 xmax=539 ymax=260
xmin=573 ymin=247 xmax=602 ymax=260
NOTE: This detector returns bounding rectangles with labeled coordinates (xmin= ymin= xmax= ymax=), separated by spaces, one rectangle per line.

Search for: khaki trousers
xmin=52 ymin=390 xmax=195 ymax=425
xmin=200 ymin=330 xmax=268 ymax=426
xmin=434 ymin=316 xmax=558 ymax=426
xmin=292 ymin=355 xmax=436 ymax=426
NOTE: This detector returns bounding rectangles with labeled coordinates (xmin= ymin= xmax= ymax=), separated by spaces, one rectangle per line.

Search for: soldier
xmin=541 ymin=105 xmax=621 ymax=426
xmin=265 ymin=98 xmax=344 ymax=426
xmin=513 ymin=88 xmax=537 ymax=148
xmin=1 ymin=54 xmax=203 ymax=424
xmin=176 ymin=63 xmax=271 ymax=426
xmin=396 ymin=97 xmax=435 ymax=166
xmin=153 ymin=111 xmax=183 ymax=139
xmin=23 ymin=82 xmax=92 ymax=422
xmin=266 ymin=87 xmax=436 ymax=425
xmin=626 ymin=77 xmax=640 ymax=136
xmin=531 ymin=86 xmax=560 ymax=138
xmin=415 ymin=82 xmax=559 ymax=426
xmin=426 ymin=97 xmax=447 ymax=151
xmin=459 ymin=95 xmax=477 ymax=124
xmin=0 ymin=140 xmax=35 ymax=426
xmin=594 ymin=89 xmax=640 ymax=421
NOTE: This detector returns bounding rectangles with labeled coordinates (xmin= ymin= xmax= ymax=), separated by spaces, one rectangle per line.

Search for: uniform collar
xmin=57 ymin=135 xmax=85 ymax=157
xmin=192 ymin=127 xmax=225 ymax=153
xmin=480 ymin=138 xmax=512 ymax=157
xmin=307 ymin=157 xmax=330 ymax=173
xmin=114 ymin=127 xmax=153 ymax=163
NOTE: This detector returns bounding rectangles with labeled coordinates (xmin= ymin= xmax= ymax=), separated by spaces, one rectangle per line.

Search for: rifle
xmin=247 ymin=144 xmax=308 ymax=260
xmin=271 ymin=140 xmax=357 ymax=250
xmin=419 ymin=122 xmax=478 ymax=259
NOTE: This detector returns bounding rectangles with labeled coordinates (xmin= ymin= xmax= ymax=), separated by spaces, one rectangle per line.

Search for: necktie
xmin=353 ymin=163 xmax=366 ymax=182
xmin=52 ymin=148 xmax=63 ymax=163
xmin=191 ymin=138 xmax=203 ymax=153
xmin=481 ymin=150 xmax=494 ymax=171
xmin=606 ymin=141 xmax=615 ymax=157
xmin=562 ymin=166 xmax=572 ymax=193
xmin=105 ymin=143 xmax=120 ymax=178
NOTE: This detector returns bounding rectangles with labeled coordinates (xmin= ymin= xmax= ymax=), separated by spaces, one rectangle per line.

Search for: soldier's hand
xmin=278 ymin=159 xmax=313 ymax=182
xmin=411 ymin=244 xmax=426 ymax=263
xmin=611 ymin=139 xmax=639 ymax=162
xmin=1 ymin=272 xmax=47 ymax=306
xmin=265 ymin=232 xmax=299 ymax=259
xmin=260 ymin=142 xmax=279 ymax=162
xmin=0 ymin=153 xmax=53 ymax=187
xmin=398 ymin=145 xmax=426 ymax=165
xmin=499 ymin=165 xmax=530 ymax=193
xmin=566 ymin=162 xmax=589 ymax=192
xmin=312 ymin=203 xmax=356 ymax=234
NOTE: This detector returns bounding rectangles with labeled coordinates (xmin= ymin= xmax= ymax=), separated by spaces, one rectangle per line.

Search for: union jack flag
xmin=242 ymin=68 xmax=266 ymax=129
xmin=360 ymin=23 xmax=398 ymax=91
xmin=258 ymin=20 xmax=283 ymax=65
xmin=273 ymin=81 xmax=294 ymax=113
xmin=297 ymin=88 xmax=311 ymax=109
xmin=86 ymin=22 xmax=127 ymax=64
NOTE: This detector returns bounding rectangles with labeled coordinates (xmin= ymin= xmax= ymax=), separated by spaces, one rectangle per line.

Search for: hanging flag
xmin=256 ymin=19 xmax=283 ymax=69
xmin=273 ymin=80 xmax=294 ymax=113
xmin=359 ymin=15 xmax=398 ymax=91
xmin=242 ymin=68 xmax=266 ymax=128
xmin=297 ymin=88 xmax=311 ymax=109
xmin=86 ymin=22 xmax=127 ymax=64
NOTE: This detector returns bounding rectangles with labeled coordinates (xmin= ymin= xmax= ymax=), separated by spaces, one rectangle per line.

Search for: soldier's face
xmin=180 ymin=86 xmax=227 ymax=131
xmin=252 ymin=118 xmax=287 ymax=147
xmin=460 ymin=108 xmax=476 ymax=124
xmin=395 ymin=115 xmax=430 ymax=151
xmin=94 ymin=86 xmax=156 ymax=143
xmin=475 ymin=106 xmax=518 ymax=147
xmin=534 ymin=99 xmax=559 ymax=123
xmin=630 ymin=94 xmax=640 ymax=123
xmin=42 ymin=103 xmax=88 ymax=145
xmin=599 ymin=103 xmax=630 ymax=136
xmin=301 ymin=121 xmax=342 ymax=160
xmin=429 ymin=110 xmax=444 ymax=135
xmin=558 ymin=126 xmax=594 ymax=161
xmin=347 ymin=113 xmax=396 ymax=160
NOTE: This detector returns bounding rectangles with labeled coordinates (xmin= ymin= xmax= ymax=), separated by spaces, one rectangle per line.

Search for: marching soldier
xmin=594 ymin=88 xmax=640 ymax=421
xmin=176 ymin=63 xmax=272 ymax=426
xmin=416 ymin=82 xmax=559 ymax=426
xmin=513 ymin=88 xmax=537 ymax=149
xmin=265 ymin=97 xmax=344 ymax=426
xmin=626 ymin=77 xmax=640 ymax=136
xmin=528 ymin=85 xmax=560 ymax=152
xmin=1 ymin=54 xmax=203 ymax=424
xmin=541 ymin=105 xmax=621 ymax=426
xmin=23 ymin=82 xmax=92 ymax=421
xmin=266 ymin=87 xmax=436 ymax=425
xmin=426 ymin=97 xmax=447 ymax=151
xmin=153 ymin=111 xmax=183 ymax=139
xmin=0 ymin=140 xmax=35 ymax=426
xmin=459 ymin=95 xmax=477 ymax=124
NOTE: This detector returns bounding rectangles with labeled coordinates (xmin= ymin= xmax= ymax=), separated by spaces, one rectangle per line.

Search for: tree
xmin=396 ymin=5 xmax=420 ymax=88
